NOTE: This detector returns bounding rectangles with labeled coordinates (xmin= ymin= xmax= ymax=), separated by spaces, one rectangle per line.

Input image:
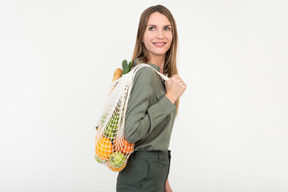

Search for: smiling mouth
xmin=153 ymin=42 xmax=166 ymax=45
xmin=153 ymin=42 xmax=167 ymax=47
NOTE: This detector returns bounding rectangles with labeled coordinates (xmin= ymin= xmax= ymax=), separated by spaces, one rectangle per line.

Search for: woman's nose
xmin=156 ymin=29 xmax=164 ymax=39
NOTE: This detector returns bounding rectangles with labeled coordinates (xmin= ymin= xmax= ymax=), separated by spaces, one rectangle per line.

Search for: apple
xmin=109 ymin=152 xmax=126 ymax=168
xmin=103 ymin=114 xmax=120 ymax=140
xmin=95 ymin=154 xmax=105 ymax=163
xmin=103 ymin=126 xmax=115 ymax=140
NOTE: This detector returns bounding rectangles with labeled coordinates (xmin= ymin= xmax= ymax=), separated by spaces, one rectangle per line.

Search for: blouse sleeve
xmin=124 ymin=67 xmax=176 ymax=144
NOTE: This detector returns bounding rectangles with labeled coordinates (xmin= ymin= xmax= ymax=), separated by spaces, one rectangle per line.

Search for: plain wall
xmin=0 ymin=0 xmax=287 ymax=191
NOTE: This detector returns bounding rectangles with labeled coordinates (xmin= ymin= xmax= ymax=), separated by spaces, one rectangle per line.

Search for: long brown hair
xmin=132 ymin=4 xmax=180 ymax=113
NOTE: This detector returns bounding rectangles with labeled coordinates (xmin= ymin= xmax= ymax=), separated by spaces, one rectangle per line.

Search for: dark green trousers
xmin=116 ymin=150 xmax=171 ymax=192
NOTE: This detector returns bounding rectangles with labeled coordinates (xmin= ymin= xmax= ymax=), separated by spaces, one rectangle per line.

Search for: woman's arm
xmin=124 ymin=68 xmax=176 ymax=143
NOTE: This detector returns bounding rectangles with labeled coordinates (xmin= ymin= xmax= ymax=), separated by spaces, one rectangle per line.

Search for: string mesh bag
xmin=94 ymin=63 xmax=168 ymax=172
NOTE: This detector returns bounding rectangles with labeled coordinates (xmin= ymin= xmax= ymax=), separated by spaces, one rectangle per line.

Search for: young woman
xmin=116 ymin=5 xmax=186 ymax=192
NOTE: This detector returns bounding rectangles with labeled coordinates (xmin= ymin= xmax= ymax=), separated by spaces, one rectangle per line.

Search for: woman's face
xmin=142 ymin=12 xmax=173 ymax=60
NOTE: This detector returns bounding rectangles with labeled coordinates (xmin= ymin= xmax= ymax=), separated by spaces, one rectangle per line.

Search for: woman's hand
xmin=165 ymin=74 xmax=187 ymax=104
xmin=165 ymin=179 xmax=173 ymax=192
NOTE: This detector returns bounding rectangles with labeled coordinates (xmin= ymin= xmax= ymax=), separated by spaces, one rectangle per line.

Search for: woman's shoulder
xmin=134 ymin=64 xmax=156 ymax=77
xmin=133 ymin=65 xmax=156 ymax=85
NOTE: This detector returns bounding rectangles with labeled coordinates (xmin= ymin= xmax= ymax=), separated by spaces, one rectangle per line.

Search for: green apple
xmin=103 ymin=114 xmax=120 ymax=140
xmin=109 ymin=152 xmax=126 ymax=168
xmin=103 ymin=126 xmax=115 ymax=140
xmin=103 ymin=121 xmax=116 ymax=140
xmin=110 ymin=114 xmax=120 ymax=130
xmin=95 ymin=154 xmax=105 ymax=163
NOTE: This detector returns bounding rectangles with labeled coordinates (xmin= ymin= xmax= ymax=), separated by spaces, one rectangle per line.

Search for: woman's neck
xmin=148 ymin=55 xmax=165 ymax=73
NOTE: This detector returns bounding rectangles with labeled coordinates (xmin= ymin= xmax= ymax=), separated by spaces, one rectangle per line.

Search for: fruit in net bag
xmin=108 ymin=161 xmax=127 ymax=172
xmin=95 ymin=137 xmax=113 ymax=161
xmin=114 ymin=136 xmax=134 ymax=156
xmin=103 ymin=113 xmax=120 ymax=140
xmin=109 ymin=151 xmax=126 ymax=168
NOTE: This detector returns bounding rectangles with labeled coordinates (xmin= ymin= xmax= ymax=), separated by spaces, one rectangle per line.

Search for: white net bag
xmin=94 ymin=63 xmax=168 ymax=172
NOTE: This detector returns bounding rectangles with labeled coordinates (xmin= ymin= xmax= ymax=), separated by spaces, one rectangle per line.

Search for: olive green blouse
xmin=124 ymin=63 xmax=176 ymax=151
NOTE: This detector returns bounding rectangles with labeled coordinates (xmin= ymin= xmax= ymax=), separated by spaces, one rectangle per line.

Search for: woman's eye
xmin=164 ymin=26 xmax=171 ymax=31
xmin=148 ymin=27 xmax=155 ymax=31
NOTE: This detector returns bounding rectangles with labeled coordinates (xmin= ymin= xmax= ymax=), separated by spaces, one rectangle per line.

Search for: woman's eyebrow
xmin=147 ymin=24 xmax=172 ymax=27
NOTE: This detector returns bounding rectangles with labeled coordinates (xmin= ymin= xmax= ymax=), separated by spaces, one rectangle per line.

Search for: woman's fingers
xmin=165 ymin=74 xmax=187 ymax=103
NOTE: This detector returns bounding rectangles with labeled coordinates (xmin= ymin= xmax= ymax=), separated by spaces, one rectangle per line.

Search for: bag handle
xmin=135 ymin=64 xmax=169 ymax=81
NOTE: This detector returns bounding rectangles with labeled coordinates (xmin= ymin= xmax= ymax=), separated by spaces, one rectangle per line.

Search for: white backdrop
xmin=0 ymin=0 xmax=288 ymax=191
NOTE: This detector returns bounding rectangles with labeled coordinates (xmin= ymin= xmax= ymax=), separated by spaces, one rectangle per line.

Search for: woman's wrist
xmin=165 ymin=94 xmax=176 ymax=104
